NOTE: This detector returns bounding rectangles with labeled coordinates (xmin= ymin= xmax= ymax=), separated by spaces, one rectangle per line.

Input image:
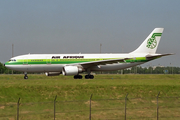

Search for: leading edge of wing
xmin=76 ymin=58 xmax=130 ymax=68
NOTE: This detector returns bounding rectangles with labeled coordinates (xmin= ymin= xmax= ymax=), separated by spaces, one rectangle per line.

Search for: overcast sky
xmin=0 ymin=0 xmax=179 ymax=67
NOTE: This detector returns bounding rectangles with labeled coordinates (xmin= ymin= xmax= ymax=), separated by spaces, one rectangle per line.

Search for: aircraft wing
xmin=76 ymin=58 xmax=130 ymax=68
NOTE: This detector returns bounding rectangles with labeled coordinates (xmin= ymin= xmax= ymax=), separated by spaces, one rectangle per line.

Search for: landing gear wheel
xmin=89 ymin=75 xmax=94 ymax=79
xmin=79 ymin=75 xmax=82 ymax=79
xmin=24 ymin=72 xmax=28 ymax=79
xmin=24 ymin=75 xmax=28 ymax=79
xmin=85 ymin=75 xmax=89 ymax=79
xmin=74 ymin=75 xmax=77 ymax=79
xmin=85 ymin=75 xmax=94 ymax=79
xmin=74 ymin=75 xmax=83 ymax=79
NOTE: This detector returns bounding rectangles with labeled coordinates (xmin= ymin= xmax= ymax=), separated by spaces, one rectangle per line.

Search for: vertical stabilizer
xmin=131 ymin=28 xmax=164 ymax=54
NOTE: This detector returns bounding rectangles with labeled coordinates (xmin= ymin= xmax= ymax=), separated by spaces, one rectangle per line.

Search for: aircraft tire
xmin=24 ymin=76 xmax=28 ymax=79
xmin=74 ymin=75 xmax=83 ymax=79
xmin=85 ymin=75 xmax=94 ymax=79
xmin=85 ymin=75 xmax=89 ymax=79
xmin=79 ymin=75 xmax=82 ymax=79
xmin=90 ymin=75 xmax=94 ymax=79
xmin=74 ymin=75 xmax=77 ymax=79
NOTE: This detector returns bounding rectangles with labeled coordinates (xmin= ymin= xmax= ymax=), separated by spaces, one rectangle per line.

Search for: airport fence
xmin=0 ymin=93 xmax=180 ymax=120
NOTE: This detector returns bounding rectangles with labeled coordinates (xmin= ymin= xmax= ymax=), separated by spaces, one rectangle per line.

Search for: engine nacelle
xmin=62 ymin=66 xmax=83 ymax=76
xmin=45 ymin=72 xmax=61 ymax=76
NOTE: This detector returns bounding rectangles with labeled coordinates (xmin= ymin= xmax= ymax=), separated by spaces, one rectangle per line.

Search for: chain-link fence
xmin=0 ymin=94 xmax=180 ymax=120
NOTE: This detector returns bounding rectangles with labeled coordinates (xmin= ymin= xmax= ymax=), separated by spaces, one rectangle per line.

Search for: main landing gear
xmin=73 ymin=74 xmax=94 ymax=79
xmin=85 ymin=75 xmax=94 ymax=79
xmin=24 ymin=72 xmax=28 ymax=79
xmin=74 ymin=75 xmax=83 ymax=79
xmin=84 ymin=69 xmax=94 ymax=79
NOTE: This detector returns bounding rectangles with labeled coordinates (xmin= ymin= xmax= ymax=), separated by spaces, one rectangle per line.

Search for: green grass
xmin=0 ymin=74 xmax=180 ymax=120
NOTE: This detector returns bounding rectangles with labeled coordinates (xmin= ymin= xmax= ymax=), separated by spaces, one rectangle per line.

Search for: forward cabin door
xmin=23 ymin=57 xmax=28 ymax=65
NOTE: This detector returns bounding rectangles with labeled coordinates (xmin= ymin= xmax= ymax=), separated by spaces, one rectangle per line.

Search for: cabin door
xmin=46 ymin=57 xmax=51 ymax=64
xmin=23 ymin=57 xmax=28 ymax=65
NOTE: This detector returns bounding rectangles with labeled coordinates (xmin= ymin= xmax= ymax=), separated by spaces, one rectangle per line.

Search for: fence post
xmin=157 ymin=92 xmax=160 ymax=120
xmin=125 ymin=93 xmax=128 ymax=120
xmin=17 ymin=98 xmax=20 ymax=120
xmin=54 ymin=95 xmax=57 ymax=120
xmin=89 ymin=94 xmax=93 ymax=120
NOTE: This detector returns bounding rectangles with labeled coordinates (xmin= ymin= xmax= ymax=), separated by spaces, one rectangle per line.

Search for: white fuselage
xmin=6 ymin=53 xmax=147 ymax=72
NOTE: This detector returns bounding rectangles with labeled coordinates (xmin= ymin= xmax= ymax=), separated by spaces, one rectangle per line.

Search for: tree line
xmin=0 ymin=62 xmax=180 ymax=74
xmin=98 ymin=66 xmax=180 ymax=74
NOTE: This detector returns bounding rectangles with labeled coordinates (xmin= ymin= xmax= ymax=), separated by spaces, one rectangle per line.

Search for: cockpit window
xmin=9 ymin=59 xmax=16 ymax=61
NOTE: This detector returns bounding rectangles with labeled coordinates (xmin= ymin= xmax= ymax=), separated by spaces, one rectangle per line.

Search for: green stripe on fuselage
xmin=5 ymin=57 xmax=151 ymax=65
xmin=125 ymin=57 xmax=148 ymax=63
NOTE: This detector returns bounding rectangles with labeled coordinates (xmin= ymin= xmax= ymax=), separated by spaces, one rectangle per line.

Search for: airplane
xmin=4 ymin=28 xmax=173 ymax=79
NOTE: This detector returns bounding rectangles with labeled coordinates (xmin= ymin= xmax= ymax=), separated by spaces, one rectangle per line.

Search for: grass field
xmin=0 ymin=74 xmax=180 ymax=120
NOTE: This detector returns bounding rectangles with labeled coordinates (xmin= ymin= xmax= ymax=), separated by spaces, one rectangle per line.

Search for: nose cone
xmin=4 ymin=62 xmax=13 ymax=72
xmin=4 ymin=62 xmax=10 ymax=68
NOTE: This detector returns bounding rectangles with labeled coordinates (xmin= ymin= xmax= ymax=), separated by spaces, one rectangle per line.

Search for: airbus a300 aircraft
xmin=5 ymin=28 xmax=172 ymax=79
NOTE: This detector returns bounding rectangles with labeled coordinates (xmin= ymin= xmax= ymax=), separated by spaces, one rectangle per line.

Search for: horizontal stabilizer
xmin=146 ymin=53 xmax=174 ymax=60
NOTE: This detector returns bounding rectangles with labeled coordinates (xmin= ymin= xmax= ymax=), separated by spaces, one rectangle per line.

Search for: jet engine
xmin=45 ymin=72 xmax=61 ymax=76
xmin=62 ymin=66 xmax=83 ymax=76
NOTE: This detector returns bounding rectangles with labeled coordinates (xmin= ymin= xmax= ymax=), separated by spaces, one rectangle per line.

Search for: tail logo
xmin=146 ymin=33 xmax=162 ymax=49
xmin=146 ymin=37 xmax=157 ymax=49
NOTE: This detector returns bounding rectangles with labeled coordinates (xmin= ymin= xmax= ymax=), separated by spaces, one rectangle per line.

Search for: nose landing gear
xmin=24 ymin=72 xmax=28 ymax=79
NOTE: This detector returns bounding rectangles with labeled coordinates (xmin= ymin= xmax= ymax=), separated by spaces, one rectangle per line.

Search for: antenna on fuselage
xmin=12 ymin=44 xmax=14 ymax=58
xmin=100 ymin=43 xmax=102 ymax=53
xmin=12 ymin=44 xmax=14 ymax=74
